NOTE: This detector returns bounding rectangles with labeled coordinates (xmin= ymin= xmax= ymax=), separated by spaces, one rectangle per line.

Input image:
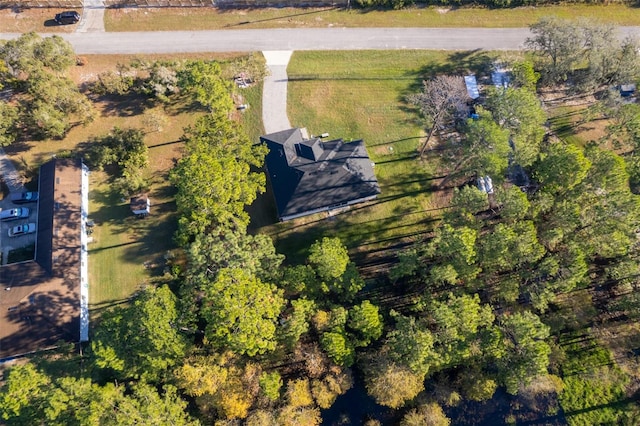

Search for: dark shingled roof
xmin=36 ymin=159 xmax=56 ymax=274
xmin=261 ymin=128 xmax=380 ymax=221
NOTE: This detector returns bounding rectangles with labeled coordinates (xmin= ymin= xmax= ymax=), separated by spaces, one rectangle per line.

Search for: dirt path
xmin=0 ymin=148 xmax=23 ymax=194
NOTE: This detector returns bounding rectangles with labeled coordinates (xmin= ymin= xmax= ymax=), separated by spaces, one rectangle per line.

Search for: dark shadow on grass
xmin=88 ymin=187 xmax=132 ymax=232
xmin=165 ymin=97 xmax=206 ymax=115
xmin=148 ymin=139 xmax=183 ymax=148
xmin=374 ymin=154 xmax=419 ymax=165
xmin=405 ymin=49 xmax=498 ymax=95
xmin=120 ymin=194 xmax=179 ymax=269
xmin=289 ymin=75 xmax=419 ymax=82
xmin=369 ymin=135 xmax=424 ymax=147
xmin=2 ymin=139 xmax=32 ymax=157
xmin=89 ymin=297 xmax=131 ymax=311
xmin=88 ymin=241 xmax=139 ymax=253
xmin=225 ymin=6 xmax=340 ymax=27
xmin=98 ymin=93 xmax=154 ymax=118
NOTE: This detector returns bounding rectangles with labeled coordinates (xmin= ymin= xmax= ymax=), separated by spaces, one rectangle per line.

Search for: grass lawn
xmin=548 ymin=105 xmax=587 ymax=147
xmin=543 ymin=90 xmax=611 ymax=149
xmin=71 ymin=94 xmax=192 ymax=307
xmin=3 ymin=53 xmax=252 ymax=308
xmin=2 ymin=4 xmax=640 ymax=33
xmin=104 ymin=4 xmax=640 ymax=32
xmin=255 ymin=50 xmax=500 ymax=264
xmin=87 ymin=172 xmax=178 ymax=306
xmin=0 ymin=7 xmax=79 ymax=33
xmin=559 ymin=332 xmax=631 ymax=426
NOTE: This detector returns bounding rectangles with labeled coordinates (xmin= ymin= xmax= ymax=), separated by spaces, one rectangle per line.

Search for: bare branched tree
xmin=408 ymin=75 xmax=468 ymax=157
xmin=526 ymin=17 xmax=640 ymax=90
xmin=526 ymin=17 xmax=583 ymax=85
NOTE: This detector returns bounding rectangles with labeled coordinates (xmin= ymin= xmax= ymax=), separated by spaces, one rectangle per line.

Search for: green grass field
xmin=2 ymin=4 xmax=640 ymax=33
xmin=254 ymin=50 xmax=500 ymax=263
xmin=548 ymin=106 xmax=582 ymax=144
xmin=87 ymin=170 xmax=179 ymax=307
xmin=104 ymin=4 xmax=640 ymax=32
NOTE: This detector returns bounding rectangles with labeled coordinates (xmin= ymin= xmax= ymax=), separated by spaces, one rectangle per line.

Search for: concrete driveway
xmin=262 ymin=51 xmax=293 ymax=134
xmin=76 ymin=0 xmax=105 ymax=33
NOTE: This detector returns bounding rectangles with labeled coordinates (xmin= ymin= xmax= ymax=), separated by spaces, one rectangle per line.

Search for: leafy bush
xmin=82 ymin=127 xmax=149 ymax=197
xmin=92 ymin=70 xmax=135 ymax=96
xmin=559 ymin=336 xmax=630 ymax=426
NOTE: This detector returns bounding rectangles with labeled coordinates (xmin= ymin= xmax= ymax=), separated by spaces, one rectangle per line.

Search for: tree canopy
xmin=201 ymin=268 xmax=285 ymax=356
xmin=0 ymin=32 xmax=93 ymax=142
xmin=91 ymin=285 xmax=187 ymax=382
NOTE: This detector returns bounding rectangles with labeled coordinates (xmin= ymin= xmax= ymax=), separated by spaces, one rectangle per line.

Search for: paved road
xmin=2 ymin=26 xmax=640 ymax=53
xmin=0 ymin=27 xmax=635 ymax=54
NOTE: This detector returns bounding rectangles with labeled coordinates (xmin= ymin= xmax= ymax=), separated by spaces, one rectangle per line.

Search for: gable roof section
xmin=0 ymin=158 xmax=83 ymax=360
xmin=261 ymin=128 xmax=380 ymax=221
xmin=36 ymin=159 xmax=55 ymax=274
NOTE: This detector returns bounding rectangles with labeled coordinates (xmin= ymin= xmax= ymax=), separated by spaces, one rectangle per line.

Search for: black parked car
xmin=10 ymin=191 xmax=38 ymax=204
xmin=55 ymin=11 xmax=80 ymax=25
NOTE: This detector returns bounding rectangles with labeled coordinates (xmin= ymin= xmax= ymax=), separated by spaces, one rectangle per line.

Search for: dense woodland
xmin=2 ymin=17 xmax=640 ymax=425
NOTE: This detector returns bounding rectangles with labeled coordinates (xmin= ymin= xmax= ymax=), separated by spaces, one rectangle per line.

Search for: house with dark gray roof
xmin=0 ymin=158 xmax=89 ymax=360
xmin=261 ymin=128 xmax=380 ymax=221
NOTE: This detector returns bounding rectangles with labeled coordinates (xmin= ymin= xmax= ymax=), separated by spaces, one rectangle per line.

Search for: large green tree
xmin=0 ymin=363 xmax=50 ymax=424
xmin=479 ymin=221 xmax=545 ymax=273
xmin=178 ymin=60 xmax=234 ymax=112
xmin=485 ymin=86 xmax=546 ymax=167
xmin=0 ymin=32 xmax=93 ymax=142
xmin=460 ymin=109 xmax=511 ymax=178
xmin=201 ymin=268 xmax=285 ymax=356
xmin=422 ymin=223 xmax=480 ymax=284
xmin=0 ymin=101 xmax=19 ymax=146
xmin=495 ymin=184 xmax=531 ymax=222
xmin=348 ymin=300 xmax=384 ymax=346
xmin=1 ymin=32 xmax=74 ymax=77
xmin=170 ymin=114 xmax=266 ymax=245
xmin=535 ymin=142 xmax=591 ymax=194
xmin=92 ymin=285 xmax=187 ymax=382
xmin=428 ymin=293 xmax=495 ymax=368
xmin=497 ymin=311 xmax=551 ymax=394
xmin=0 ymin=364 xmax=199 ymax=426
xmin=187 ymin=229 xmax=283 ymax=283
xmin=527 ymin=17 xmax=583 ymax=84
xmin=306 ymin=237 xmax=365 ymax=301
xmin=385 ymin=312 xmax=438 ymax=376
xmin=527 ymin=18 xmax=640 ymax=89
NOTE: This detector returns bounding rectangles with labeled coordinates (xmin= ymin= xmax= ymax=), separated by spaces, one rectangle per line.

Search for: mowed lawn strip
xmin=87 ymin=174 xmax=179 ymax=306
xmin=259 ymin=50 xmax=483 ymax=262
xmin=2 ymin=4 xmax=640 ymax=33
xmin=103 ymin=5 xmax=640 ymax=32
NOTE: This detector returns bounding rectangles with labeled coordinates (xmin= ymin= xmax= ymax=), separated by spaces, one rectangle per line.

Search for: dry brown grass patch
xmin=0 ymin=8 xmax=78 ymax=33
